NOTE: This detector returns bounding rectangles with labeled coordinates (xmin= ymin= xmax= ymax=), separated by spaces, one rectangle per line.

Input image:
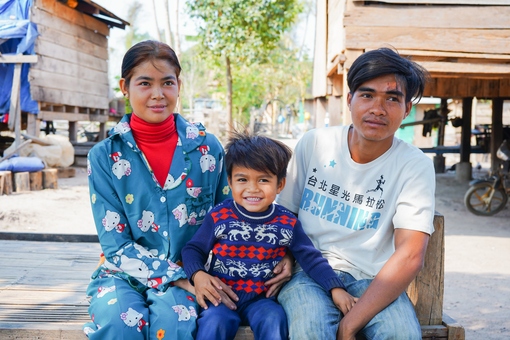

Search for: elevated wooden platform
xmin=0 ymin=212 xmax=464 ymax=339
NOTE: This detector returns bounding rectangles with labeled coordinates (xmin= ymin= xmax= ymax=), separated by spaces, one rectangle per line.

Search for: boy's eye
xmin=259 ymin=179 xmax=269 ymax=183
xmin=237 ymin=178 xmax=247 ymax=182
xmin=388 ymin=96 xmax=400 ymax=102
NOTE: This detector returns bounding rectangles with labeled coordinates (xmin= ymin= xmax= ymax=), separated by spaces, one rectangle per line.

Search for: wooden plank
xmin=345 ymin=5 xmax=510 ymax=29
xmin=443 ymin=313 xmax=466 ymax=340
xmin=417 ymin=61 xmax=510 ymax=77
xmin=36 ymin=25 xmax=108 ymax=60
xmin=36 ymin=110 xmax=109 ymax=123
xmin=34 ymin=39 xmax=108 ymax=73
xmin=29 ymin=68 xmax=109 ymax=97
xmin=56 ymin=168 xmax=76 ymax=179
xmin=0 ymin=171 xmax=13 ymax=195
xmin=31 ymin=55 xmax=108 ymax=85
xmin=327 ymin=0 xmax=345 ymax=71
xmin=13 ymin=172 xmax=30 ymax=193
xmin=500 ymin=79 xmax=510 ymax=97
xmin=391 ymin=49 xmax=510 ymax=61
xmin=42 ymin=169 xmax=58 ymax=189
xmin=33 ymin=0 xmax=110 ymax=37
xmin=29 ymin=171 xmax=43 ymax=191
xmin=0 ymin=55 xmax=38 ymax=64
xmin=361 ymin=0 xmax=510 ymax=4
xmin=30 ymin=88 xmax=109 ymax=111
xmin=312 ymin=0 xmax=328 ymax=97
xmin=30 ymin=6 xmax=108 ymax=48
xmin=345 ymin=26 xmax=510 ymax=55
xmin=8 ymin=63 xmax=22 ymax=132
xmin=406 ymin=212 xmax=444 ymax=325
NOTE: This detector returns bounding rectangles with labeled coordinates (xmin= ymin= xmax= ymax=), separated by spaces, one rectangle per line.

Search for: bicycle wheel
xmin=464 ymin=183 xmax=508 ymax=216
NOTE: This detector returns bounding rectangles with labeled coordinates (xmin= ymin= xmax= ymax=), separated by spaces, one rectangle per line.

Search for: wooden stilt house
xmin=313 ymin=0 xmax=510 ymax=175
xmin=0 ymin=0 xmax=128 ymax=164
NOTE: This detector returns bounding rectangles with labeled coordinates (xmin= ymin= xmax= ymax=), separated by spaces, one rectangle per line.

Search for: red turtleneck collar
xmin=130 ymin=114 xmax=178 ymax=187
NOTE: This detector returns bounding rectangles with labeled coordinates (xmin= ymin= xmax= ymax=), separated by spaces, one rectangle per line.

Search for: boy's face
xmin=228 ymin=165 xmax=286 ymax=213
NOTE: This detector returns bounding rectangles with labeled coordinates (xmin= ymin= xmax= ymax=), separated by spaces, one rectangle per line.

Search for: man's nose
xmin=370 ymin=97 xmax=386 ymax=115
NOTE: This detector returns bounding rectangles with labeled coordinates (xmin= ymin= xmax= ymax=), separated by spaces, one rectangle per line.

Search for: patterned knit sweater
xmin=182 ymin=199 xmax=345 ymax=304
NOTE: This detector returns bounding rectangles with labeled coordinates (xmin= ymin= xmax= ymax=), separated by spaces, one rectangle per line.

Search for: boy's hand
xmin=331 ymin=288 xmax=358 ymax=316
xmin=193 ymin=271 xmax=238 ymax=310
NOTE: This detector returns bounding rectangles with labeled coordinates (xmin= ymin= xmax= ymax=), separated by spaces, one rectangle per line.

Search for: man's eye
xmin=361 ymin=93 xmax=372 ymax=98
xmin=388 ymin=97 xmax=400 ymax=102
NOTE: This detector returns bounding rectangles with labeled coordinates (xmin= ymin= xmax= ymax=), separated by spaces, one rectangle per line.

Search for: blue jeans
xmin=278 ymin=270 xmax=421 ymax=340
xmin=196 ymin=295 xmax=288 ymax=340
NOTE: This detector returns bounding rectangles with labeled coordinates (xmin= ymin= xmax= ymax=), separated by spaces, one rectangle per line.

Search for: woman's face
xmin=119 ymin=59 xmax=181 ymax=124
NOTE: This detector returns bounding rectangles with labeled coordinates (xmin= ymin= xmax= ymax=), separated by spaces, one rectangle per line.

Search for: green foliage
xmin=188 ymin=0 xmax=303 ymax=64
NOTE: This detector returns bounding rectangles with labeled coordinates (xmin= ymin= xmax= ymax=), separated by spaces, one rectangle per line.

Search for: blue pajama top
xmin=87 ymin=113 xmax=231 ymax=293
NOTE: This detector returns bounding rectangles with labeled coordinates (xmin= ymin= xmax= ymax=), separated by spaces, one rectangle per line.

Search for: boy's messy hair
xmin=224 ymin=129 xmax=292 ymax=184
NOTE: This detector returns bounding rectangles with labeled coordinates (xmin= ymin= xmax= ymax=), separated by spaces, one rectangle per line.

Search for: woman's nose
xmin=151 ymin=86 xmax=164 ymax=99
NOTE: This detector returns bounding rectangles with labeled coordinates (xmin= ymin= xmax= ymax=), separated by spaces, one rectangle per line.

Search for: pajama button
xmin=160 ymin=197 xmax=166 ymax=203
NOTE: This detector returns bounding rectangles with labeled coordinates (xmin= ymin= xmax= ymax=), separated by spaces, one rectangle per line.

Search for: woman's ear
xmin=119 ymin=78 xmax=128 ymax=99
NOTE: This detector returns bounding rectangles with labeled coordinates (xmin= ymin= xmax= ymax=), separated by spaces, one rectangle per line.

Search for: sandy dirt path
xmin=0 ymin=168 xmax=509 ymax=339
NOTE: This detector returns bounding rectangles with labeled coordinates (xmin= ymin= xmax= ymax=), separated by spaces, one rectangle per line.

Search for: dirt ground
xmin=0 ymin=165 xmax=509 ymax=339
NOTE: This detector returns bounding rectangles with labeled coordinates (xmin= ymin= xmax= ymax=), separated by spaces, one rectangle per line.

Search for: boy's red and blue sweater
xmin=182 ymin=199 xmax=345 ymax=304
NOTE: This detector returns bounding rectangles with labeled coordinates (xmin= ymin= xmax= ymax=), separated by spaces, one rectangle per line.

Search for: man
xmin=276 ymin=48 xmax=435 ymax=340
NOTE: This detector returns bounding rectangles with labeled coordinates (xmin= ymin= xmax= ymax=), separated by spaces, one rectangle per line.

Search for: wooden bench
xmin=0 ymin=213 xmax=464 ymax=339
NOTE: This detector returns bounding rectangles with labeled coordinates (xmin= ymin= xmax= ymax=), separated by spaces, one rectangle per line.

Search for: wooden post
xmin=460 ymin=98 xmax=473 ymax=163
xmin=99 ymin=122 xmax=107 ymax=141
xmin=13 ymin=172 xmax=30 ymax=193
xmin=0 ymin=171 xmax=13 ymax=195
xmin=406 ymin=212 xmax=444 ymax=325
xmin=42 ymin=169 xmax=58 ymax=189
xmin=26 ymin=113 xmax=41 ymax=137
xmin=69 ymin=122 xmax=78 ymax=143
xmin=29 ymin=171 xmax=43 ymax=191
xmin=491 ymin=98 xmax=504 ymax=173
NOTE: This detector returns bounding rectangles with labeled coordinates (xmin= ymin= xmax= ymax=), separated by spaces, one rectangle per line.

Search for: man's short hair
xmin=347 ymin=48 xmax=430 ymax=104
xmin=225 ymin=130 xmax=292 ymax=184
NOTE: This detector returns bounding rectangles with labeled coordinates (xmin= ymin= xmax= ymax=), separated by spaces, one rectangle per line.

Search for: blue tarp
xmin=0 ymin=0 xmax=39 ymax=116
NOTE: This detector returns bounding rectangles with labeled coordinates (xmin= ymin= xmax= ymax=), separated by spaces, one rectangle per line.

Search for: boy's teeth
xmin=246 ymin=197 xmax=261 ymax=201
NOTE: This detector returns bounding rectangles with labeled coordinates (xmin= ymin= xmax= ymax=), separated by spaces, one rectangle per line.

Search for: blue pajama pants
xmin=83 ymin=276 xmax=199 ymax=340
xmin=196 ymin=294 xmax=288 ymax=340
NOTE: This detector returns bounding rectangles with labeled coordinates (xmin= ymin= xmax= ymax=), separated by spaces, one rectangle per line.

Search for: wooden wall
xmin=29 ymin=0 xmax=110 ymax=110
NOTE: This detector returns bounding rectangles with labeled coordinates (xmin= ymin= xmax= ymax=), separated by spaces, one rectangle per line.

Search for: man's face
xmin=347 ymin=74 xmax=412 ymax=147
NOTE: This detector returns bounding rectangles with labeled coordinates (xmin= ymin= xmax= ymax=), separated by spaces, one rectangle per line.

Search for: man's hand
xmin=192 ymin=271 xmax=239 ymax=310
xmin=265 ymin=251 xmax=294 ymax=297
xmin=331 ymin=288 xmax=358 ymax=316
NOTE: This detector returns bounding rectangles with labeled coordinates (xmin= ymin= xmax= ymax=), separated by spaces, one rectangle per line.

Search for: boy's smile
xmin=228 ymin=166 xmax=286 ymax=213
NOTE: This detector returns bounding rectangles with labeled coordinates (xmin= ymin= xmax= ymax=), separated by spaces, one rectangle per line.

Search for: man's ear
xmin=347 ymin=92 xmax=353 ymax=112
xmin=277 ymin=177 xmax=286 ymax=194
xmin=404 ymin=101 xmax=412 ymax=119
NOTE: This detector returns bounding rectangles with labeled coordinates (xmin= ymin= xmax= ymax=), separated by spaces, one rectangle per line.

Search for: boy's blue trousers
xmin=196 ymin=294 xmax=288 ymax=340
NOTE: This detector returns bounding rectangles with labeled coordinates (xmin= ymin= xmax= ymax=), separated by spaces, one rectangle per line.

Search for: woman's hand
xmin=192 ymin=272 xmax=239 ymax=310
xmin=264 ymin=251 xmax=294 ymax=298
xmin=173 ymin=278 xmax=196 ymax=295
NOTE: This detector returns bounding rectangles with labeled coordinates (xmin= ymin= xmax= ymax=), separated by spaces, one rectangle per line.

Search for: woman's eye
xmin=140 ymin=81 xmax=150 ymax=86
xmin=164 ymin=81 xmax=175 ymax=86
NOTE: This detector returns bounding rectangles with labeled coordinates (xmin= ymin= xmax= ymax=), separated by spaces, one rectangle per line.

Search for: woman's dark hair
xmin=347 ymin=48 xmax=430 ymax=104
xmin=121 ymin=40 xmax=181 ymax=87
xmin=225 ymin=130 xmax=292 ymax=184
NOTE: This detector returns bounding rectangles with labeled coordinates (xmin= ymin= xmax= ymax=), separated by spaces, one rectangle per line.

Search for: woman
xmin=83 ymin=40 xmax=236 ymax=339
xmin=83 ymin=41 xmax=291 ymax=340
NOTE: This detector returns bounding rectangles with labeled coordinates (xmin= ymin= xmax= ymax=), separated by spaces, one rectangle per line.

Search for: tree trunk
xmin=163 ymin=0 xmax=174 ymax=47
xmin=226 ymin=55 xmax=233 ymax=133
xmin=173 ymin=0 xmax=183 ymax=114
xmin=151 ymin=0 xmax=162 ymax=41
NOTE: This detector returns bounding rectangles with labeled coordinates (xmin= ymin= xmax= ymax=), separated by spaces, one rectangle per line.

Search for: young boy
xmin=182 ymin=131 xmax=358 ymax=340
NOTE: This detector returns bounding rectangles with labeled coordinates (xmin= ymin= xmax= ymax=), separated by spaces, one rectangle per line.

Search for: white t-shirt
xmin=276 ymin=125 xmax=435 ymax=280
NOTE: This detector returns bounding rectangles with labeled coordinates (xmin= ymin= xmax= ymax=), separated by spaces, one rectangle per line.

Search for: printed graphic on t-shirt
xmin=299 ymin=164 xmax=386 ymax=231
